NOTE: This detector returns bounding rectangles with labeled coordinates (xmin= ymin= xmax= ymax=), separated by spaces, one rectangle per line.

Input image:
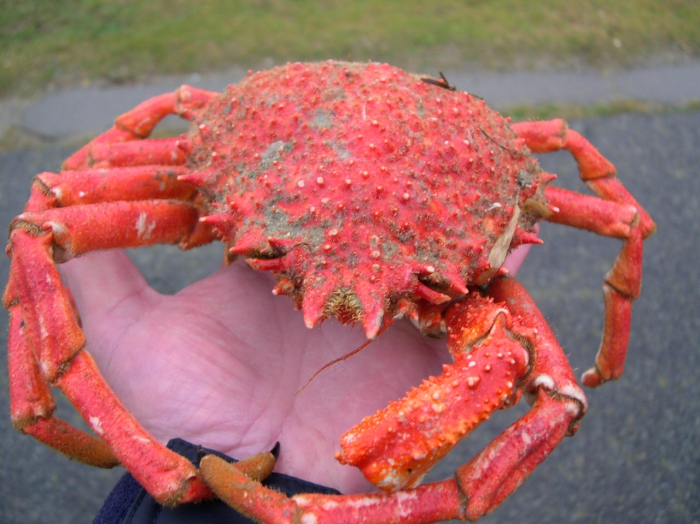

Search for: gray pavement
xmin=4 ymin=60 xmax=700 ymax=142
xmin=1 ymin=65 xmax=699 ymax=523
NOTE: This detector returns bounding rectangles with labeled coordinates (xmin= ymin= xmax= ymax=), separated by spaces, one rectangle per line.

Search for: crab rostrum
xmin=5 ymin=61 xmax=655 ymax=522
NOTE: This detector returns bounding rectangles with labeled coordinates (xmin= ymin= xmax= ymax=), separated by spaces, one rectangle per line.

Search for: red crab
xmin=5 ymin=61 xmax=655 ymax=522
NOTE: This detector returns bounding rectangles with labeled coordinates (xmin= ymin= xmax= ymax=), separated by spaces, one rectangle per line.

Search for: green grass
xmin=1 ymin=0 xmax=699 ymax=97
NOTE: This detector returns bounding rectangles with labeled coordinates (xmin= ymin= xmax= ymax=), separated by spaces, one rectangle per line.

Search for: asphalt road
xmin=1 ymin=110 xmax=699 ymax=523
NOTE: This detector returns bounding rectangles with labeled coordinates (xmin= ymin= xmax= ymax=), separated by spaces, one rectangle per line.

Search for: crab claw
xmin=336 ymin=295 xmax=530 ymax=491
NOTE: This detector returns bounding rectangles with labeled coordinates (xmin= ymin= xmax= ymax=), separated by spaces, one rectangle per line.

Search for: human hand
xmin=59 ymin=245 xmax=531 ymax=494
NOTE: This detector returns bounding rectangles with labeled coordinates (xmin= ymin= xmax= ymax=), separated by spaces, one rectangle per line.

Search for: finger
xmin=502 ymin=224 xmax=539 ymax=275
xmin=502 ymin=244 xmax=532 ymax=275
xmin=59 ymin=249 xmax=151 ymax=321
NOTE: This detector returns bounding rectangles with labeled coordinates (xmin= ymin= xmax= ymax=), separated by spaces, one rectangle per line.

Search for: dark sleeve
xmin=94 ymin=438 xmax=340 ymax=524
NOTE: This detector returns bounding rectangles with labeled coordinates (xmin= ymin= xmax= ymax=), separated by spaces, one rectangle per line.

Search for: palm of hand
xmin=60 ymin=250 xmax=452 ymax=493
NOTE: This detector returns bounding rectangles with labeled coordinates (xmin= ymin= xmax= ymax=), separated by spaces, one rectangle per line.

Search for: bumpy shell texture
xmin=187 ymin=61 xmax=548 ymax=337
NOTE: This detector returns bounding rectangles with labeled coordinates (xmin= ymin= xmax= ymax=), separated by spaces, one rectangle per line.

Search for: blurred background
xmin=1 ymin=1 xmax=700 ymax=523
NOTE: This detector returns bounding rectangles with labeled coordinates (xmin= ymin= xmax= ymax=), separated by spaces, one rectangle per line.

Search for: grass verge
xmin=2 ymin=0 xmax=699 ymax=97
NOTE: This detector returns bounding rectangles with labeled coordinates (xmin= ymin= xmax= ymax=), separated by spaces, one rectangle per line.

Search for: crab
xmin=5 ymin=61 xmax=655 ymax=522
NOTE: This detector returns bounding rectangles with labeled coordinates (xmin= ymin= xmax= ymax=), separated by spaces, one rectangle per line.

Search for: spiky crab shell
xmin=185 ymin=61 xmax=548 ymax=336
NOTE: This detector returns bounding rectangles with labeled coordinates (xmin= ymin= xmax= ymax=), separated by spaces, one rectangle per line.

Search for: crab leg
xmin=511 ymin=119 xmax=655 ymax=236
xmin=88 ymin=137 xmax=188 ymax=168
xmin=13 ymin=200 xmax=210 ymax=259
xmin=25 ymin=166 xmax=193 ymax=212
xmin=543 ymin=186 xmax=644 ymax=385
xmin=457 ymin=275 xmax=587 ymax=519
xmin=512 ymin=119 xmax=655 ymax=387
xmin=6 ymin=297 xmax=119 ymax=467
xmin=4 ymin=198 xmax=217 ymax=504
xmin=200 ymin=277 xmax=586 ymax=522
xmin=63 ymin=85 xmax=218 ymax=170
xmin=545 ymin=186 xmax=638 ymax=239
xmin=201 ymin=457 xmax=465 ymax=524
xmin=6 ymin=84 xmax=221 ymax=503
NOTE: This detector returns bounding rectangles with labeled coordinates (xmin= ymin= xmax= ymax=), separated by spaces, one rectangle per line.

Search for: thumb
xmin=59 ymin=249 xmax=152 ymax=324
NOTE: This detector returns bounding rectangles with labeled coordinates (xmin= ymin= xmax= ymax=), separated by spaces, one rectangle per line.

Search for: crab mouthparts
xmin=291 ymin=264 xmax=461 ymax=339
xmin=300 ymin=282 xmax=388 ymax=339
